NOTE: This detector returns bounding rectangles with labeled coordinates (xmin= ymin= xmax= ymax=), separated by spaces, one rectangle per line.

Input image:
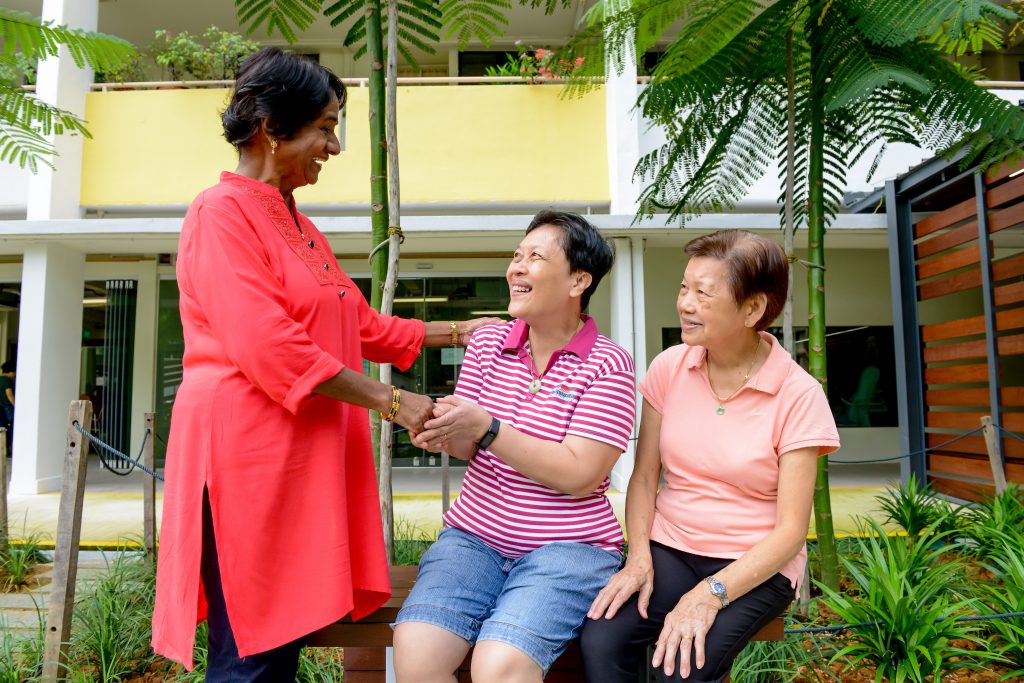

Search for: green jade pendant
xmin=715 ymin=405 xmax=726 ymax=415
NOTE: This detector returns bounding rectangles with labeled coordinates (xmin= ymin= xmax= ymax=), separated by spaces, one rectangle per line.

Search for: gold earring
xmin=270 ymin=137 xmax=278 ymax=155
xmin=744 ymin=320 xmax=751 ymax=327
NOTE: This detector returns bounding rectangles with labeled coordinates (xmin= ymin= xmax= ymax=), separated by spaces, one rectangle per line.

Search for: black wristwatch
xmin=477 ymin=417 xmax=501 ymax=450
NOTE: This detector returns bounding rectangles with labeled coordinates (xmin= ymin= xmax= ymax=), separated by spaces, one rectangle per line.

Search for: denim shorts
xmin=393 ymin=527 xmax=622 ymax=673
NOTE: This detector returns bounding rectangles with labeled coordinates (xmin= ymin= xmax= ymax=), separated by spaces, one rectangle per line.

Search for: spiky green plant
xmin=0 ymin=7 xmax=136 ymax=171
xmin=876 ymin=473 xmax=957 ymax=538
xmin=0 ymin=533 xmax=48 ymax=591
xmin=392 ymin=516 xmax=436 ymax=566
xmin=820 ymin=518 xmax=993 ymax=682
xmin=730 ymin=619 xmax=839 ymax=682
xmin=0 ymin=604 xmax=45 ymax=683
xmin=974 ymin=539 xmax=1024 ymax=679
xmin=958 ymin=483 xmax=1024 ymax=560
xmin=69 ymin=549 xmax=159 ymax=682
xmin=296 ymin=647 xmax=346 ymax=682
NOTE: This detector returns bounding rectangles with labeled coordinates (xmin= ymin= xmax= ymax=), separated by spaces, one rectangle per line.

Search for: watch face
xmin=711 ymin=580 xmax=726 ymax=594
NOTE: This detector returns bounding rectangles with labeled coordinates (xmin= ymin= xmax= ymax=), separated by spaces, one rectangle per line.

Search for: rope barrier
xmin=785 ymin=610 xmax=1024 ymax=635
xmin=827 ymin=426 xmax=985 ymax=464
xmin=71 ymin=421 xmax=164 ymax=482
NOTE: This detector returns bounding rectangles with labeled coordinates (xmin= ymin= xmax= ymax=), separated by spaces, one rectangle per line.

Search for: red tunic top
xmin=152 ymin=172 xmax=424 ymax=667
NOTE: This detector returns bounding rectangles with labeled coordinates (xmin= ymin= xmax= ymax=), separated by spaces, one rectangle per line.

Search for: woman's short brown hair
xmin=684 ymin=230 xmax=789 ymax=332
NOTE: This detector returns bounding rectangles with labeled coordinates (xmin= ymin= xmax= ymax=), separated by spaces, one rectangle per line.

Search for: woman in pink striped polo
xmin=393 ymin=210 xmax=637 ymax=682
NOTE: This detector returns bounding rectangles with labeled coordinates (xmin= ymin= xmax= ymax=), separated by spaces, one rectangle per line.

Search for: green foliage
xmin=69 ymin=550 xmax=159 ymax=682
xmin=957 ymin=483 xmax=1024 ymax=560
xmin=204 ymin=26 xmax=262 ymax=80
xmin=570 ymin=0 xmax=1024 ymax=225
xmin=0 ymin=534 xmax=47 ymax=591
xmin=731 ymin=620 xmax=839 ymax=682
xmin=94 ymin=52 xmax=147 ymax=84
xmin=151 ymin=30 xmax=211 ymax=80
xmin=0 ymin=605 xmax=45 ymax=683
xmin=392 ymin=516 xmax=435 ymax=566
xmin=0 ymin=53 xmax=37 ymax=86
xmin=974 ymin=539 xmax=1024 ymax=679
xmin=875 ymin=473 xmax=957 ymax=538
xmin=484 ymin=43 xmax=585 ymax=81
xmin=297 ymin=647 xmax=346 ymax=681
xmin=0 ymin=8 xmax=136 ymax=171
xmin=440 ymin=0 xmax=511 ymax=47
xmin=820 ymin=519 xmax=992 ymax=682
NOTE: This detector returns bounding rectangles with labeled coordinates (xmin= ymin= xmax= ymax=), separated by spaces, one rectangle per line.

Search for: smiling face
xmin=676 ymin=256 xmax=752 ymax=349
xmin=506 ymin=225 xmax=589 ymax=323
xmin=272 ymin=93 xmax=341 ymax=192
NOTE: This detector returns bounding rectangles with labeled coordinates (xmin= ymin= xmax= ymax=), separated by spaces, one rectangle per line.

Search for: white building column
xmin=609 ymin=237 xmax=636 ymax=491
xmin=11 ymin=243 xmax=85 ymax=494
xmin=26 ymin=0 xmax=99 ymax=220
xmin=605 ymin=25 xmax=641 ymax=215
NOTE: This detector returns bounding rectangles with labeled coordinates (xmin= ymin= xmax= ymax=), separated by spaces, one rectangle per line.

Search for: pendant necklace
xmin=527 ymin=344 xmax=544 ymax=394
xmin=526 ymin=320 xmax=583 ymax=395
xmin=707 ymin=336 xmax=762 ymax=415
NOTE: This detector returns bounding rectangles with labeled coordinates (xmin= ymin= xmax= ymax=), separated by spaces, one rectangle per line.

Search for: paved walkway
xmin=3 ymin=458 xmax=901 ymax=548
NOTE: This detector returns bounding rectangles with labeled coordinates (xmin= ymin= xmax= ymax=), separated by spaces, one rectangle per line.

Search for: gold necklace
xmin=707 ymin=336 xmax=762 ymax=415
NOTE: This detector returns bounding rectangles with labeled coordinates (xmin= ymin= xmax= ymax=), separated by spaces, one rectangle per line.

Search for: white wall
xmin=0 ymin=162 xmax=31 ymax=217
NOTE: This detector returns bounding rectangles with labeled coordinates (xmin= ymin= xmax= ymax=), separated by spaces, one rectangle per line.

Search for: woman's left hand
xmin=412 ymin=396 xmax=490 ymax=452
xmin=457 ymin=317 xmax=503 ymax=345
xmin=651 ymin=585 xmax=722 ymax=678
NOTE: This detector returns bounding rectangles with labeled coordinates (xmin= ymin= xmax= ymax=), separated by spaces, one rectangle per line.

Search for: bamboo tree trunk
xmin=783 ymin=29 xmax=796 ymax=359
xmin=366 ymin=1 xmax=389 ymax=468
xmin=378 ymin=0 xmax=403 ymax=565
xmin=807 ymin=6 xmax=840 ymax=591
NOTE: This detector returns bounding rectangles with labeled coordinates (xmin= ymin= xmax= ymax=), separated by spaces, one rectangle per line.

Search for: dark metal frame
xmin=881 ymin=159 xmax=1007 ymax=485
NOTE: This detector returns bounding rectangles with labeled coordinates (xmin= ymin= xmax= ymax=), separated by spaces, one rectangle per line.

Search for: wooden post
xmin=42 ymin=400 xmax=93 ymax=683
xmin=981 ymin=416 xmax=1008 ymax=494
xmin=143 ymin=412 xmax=157 ymax=563
xmin=0 ymin=428 xmax=8 ymax=558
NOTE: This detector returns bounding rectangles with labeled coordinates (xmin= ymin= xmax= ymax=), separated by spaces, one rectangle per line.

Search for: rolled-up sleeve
xmin=179 ymin=202 xmax=344 ymax=414
xmin=355 ymin=293 xmax=425 ymax=371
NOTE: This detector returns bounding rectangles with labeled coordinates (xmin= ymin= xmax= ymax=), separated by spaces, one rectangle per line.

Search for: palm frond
xmin=234 ymin=0 xmax=323 ymax=43
xmin=440 ymin=0 xmax=511 ymax=48
xmin=0 ymin=8 xmax=136 ymax=72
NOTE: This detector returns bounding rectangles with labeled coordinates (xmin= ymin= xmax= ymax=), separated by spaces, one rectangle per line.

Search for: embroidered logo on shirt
xmin=552 ymin=385 xmax=579 ymax=401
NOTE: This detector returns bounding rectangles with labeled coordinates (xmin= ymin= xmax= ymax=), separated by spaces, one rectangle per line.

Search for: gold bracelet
xmin=449 ymin=321 xmax=459 ymax=347
xmin=380 ymin=385 xmax=401 ymax=422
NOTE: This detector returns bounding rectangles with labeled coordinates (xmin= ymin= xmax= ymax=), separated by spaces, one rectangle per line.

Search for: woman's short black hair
xmin=526 ymin=210 xmax=614 ymax=310
xmin=222 ymin=47 xmax=346 ymax=149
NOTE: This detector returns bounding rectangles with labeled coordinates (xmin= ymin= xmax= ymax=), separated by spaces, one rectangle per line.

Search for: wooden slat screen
xmin=912 ymin=167 xmax=1023 ymax=501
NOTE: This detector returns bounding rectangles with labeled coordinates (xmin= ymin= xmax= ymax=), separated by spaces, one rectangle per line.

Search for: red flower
xmin=575 ymin=57 xmax=585 ymax=68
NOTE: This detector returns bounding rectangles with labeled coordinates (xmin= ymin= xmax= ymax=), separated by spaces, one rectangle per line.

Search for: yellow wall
xmin=81 ymin=85 xmax=609 ymax=206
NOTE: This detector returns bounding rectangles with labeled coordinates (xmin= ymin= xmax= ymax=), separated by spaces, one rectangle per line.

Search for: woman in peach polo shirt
xmin=581 ymin=230 xmax=839 ymax=682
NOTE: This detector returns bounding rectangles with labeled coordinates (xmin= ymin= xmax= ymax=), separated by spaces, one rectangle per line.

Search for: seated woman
xmin=581 ymin=230 xmax=840 ymax=682
xmin=393 ymin=210 xmax=636 ymax=683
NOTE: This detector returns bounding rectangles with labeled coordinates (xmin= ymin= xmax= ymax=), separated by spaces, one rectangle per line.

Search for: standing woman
xmin=152 ymin=48 xmax=493 ymax=680
xmin=581 ymin=230 xmax=839 ymax=682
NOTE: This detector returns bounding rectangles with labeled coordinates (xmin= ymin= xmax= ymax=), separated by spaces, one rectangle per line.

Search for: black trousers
xmin=580 ymin=542 xmax=793 ymax=683
xmin=201 ymin=490 xmax=306 ymax=682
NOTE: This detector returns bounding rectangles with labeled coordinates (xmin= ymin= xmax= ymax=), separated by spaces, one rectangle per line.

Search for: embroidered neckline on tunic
xmin=223 ymin=172 xmax=345 ymax=286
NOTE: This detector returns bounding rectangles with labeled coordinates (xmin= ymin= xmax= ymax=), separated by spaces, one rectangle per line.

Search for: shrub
xmin=393 ymin=517 xmax=436 ymax=566
xmin=0 ymin=533 xmax=48 ymax=591
xmin=875 ymin=473 xmax=957 ymax=537
xmin=957 ymin=483 xmax=1024 ymax=560
xmin=820 ymin=519 xmax=992 ymax=682
xmin=0 ymin=606 xmax=44 ymax=683
xmin=975 ymin=539 xmax=1024 ymax=679
xmin=69 ymin=549 xmax=158 ymax=682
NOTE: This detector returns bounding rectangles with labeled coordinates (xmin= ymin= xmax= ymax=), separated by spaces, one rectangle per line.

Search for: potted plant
xmin=202 ymin=26 xmax=260 ymax=80
xmin=150 ymin=29 xmax=210 ymax=81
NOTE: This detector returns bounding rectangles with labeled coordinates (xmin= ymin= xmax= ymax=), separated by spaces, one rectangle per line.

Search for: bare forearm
xmin=714 ymin=526 xmax=807 ymax=600
xmin=489 ymin=427 xmax=605 ymax=497
xmin=623 ymin=475 xmax=658 ymax=564
xmin=313 ymin=368 xmax=392 ymax=414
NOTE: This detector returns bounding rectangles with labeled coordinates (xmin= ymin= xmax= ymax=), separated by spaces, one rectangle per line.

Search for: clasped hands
xmin=407 ymin=396 xmax=489 ymax=458
xmin=588 ymin=560 xmax=723 ymax=678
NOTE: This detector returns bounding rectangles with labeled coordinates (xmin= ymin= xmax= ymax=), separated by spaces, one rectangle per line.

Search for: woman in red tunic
xmin=151 ymin=48 xmax=493 ymax=681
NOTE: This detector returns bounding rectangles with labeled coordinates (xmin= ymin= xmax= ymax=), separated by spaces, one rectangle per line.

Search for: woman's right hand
xmin=587 ymin=557 xmax=654 ymax=620
xmin=393 ymin=390 xmax=434 ymax=437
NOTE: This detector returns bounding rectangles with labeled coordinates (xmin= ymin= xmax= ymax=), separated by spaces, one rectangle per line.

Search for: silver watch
xmin=705 ymin=576 xmax=730 ymax=607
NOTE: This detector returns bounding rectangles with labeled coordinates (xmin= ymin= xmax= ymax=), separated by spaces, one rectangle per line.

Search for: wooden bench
xmin=307 ymin=566 xmax=784 ymax=682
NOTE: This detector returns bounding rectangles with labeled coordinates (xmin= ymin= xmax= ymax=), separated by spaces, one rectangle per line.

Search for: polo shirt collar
xmin=684 ymin=331 xmax=789 ymax=396
xmin=503 ymin=314 xmax=598 ymax=361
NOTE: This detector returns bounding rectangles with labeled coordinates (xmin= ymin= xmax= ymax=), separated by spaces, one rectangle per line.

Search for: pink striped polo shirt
xmin=444 ymin=316 xmax=636 ymax=557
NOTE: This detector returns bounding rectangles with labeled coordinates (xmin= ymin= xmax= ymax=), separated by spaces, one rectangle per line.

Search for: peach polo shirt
xmin=638 ymin=332 xmax=839 ymax=586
